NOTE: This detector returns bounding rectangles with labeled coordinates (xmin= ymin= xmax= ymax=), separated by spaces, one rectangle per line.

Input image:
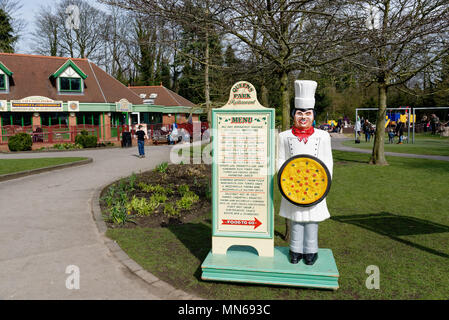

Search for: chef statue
xmin=277 ymin=80 xmax=333 ymax=265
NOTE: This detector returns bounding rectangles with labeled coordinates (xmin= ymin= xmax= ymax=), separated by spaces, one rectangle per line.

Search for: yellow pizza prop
xmin=278 ymin=155 xmax=331 ymax=207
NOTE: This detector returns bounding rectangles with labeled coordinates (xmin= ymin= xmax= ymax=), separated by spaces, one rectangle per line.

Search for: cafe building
xmin=0 ymin=53 xmax=203 ymax=147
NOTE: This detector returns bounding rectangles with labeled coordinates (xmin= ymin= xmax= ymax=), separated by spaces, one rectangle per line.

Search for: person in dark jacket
xmin=136 ymin=125 xmax=146 ymax=158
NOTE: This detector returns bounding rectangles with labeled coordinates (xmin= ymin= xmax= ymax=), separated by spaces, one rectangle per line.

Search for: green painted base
xmin=201 ymin=246 xmax=339 ymax=290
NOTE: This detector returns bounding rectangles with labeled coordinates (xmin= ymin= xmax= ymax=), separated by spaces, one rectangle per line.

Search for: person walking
xmin=397 ymin=122 xmax=404 ymax=144
xmin=388 ymin=128 xmax=395 ymax=144
xmin=430 ymin=114 xmax=440 ymax=135
xmin=363 ymin=120 xmax=371 ymax=142
xmin=136 ymin=125 xmax=146 ymax=158
xmin=355 ymin=116 xmax=361 ymax=138
xmin=422 ymin=114 xmax=428 ymax=133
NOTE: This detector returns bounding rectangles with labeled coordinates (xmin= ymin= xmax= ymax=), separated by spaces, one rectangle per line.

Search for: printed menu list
xmin=216 ymin=114 xmax=270 ymax=234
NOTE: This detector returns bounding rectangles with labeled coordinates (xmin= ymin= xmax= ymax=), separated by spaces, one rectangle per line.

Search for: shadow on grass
xmin=167 ymin=222 xmax=212 ymax=281
xmin=333 ymin=151 xmax=371 ymax=164
xmin=332 ymin=212 xmax=449 ymax=259
xmin=392 ymin=158 xmax=449 ymax=174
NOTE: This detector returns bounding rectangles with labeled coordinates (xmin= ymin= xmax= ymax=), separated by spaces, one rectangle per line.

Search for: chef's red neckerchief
xmin=291 ymin=126 xmax=314 ymax=144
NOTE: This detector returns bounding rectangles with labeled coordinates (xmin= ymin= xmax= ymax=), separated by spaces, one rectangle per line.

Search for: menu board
xmin=212 ymin=105 xmax=274 ymax=239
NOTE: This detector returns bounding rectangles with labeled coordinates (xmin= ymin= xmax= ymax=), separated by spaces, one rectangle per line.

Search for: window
xmin=0 ymin=74 xmax=5 ymax=90
xmin=143 ymin=99 xmax=154 ymax=105
xmin=0 ymin=62 xmax=12 ymax=91
xmin=59 ymin=77 xmax=82 ymax=92
xmin=76 ymin=112 xmax=100 ymax=126
xmin=41 ymin=113 xmax=68 ymax=126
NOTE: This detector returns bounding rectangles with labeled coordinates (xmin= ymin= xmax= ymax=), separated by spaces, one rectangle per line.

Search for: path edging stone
xmin=90 ymin=180 xmax=202 ymax=300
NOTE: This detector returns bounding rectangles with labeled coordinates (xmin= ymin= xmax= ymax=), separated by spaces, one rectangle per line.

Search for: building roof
xmin=0 ymin=53 xmax=142 ymax=104
xmin=129 ymin=85 xmax=195 ymax=107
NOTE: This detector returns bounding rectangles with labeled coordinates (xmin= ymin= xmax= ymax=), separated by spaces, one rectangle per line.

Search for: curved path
xmin=0 ymin=145 xmax=186 ymax=299
xmin=1 ymin=139 xmax=447 ymax=300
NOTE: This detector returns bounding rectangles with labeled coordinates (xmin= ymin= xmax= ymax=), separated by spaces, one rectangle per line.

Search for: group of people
xmin=421 ymin=114 xmax=441 ymax=135
xmin=134 ymin=123 xmax=192 ymax=158
xmin=354 ymin=117 xmax=375 ymax=142
xmin=388 ymin=121 xmax=405 ymax=144
xmin=362 ymin=119 xmax=375 ymax=142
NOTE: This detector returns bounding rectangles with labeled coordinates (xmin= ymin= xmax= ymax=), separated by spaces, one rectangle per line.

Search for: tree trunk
xmin=370 ymin=83 xmax=388 ymax=165
xmin=280 ymin=70 xmax=290 ymax=131
xmin=260 ymin=83 xmax=269 ymax=107
xmin=205 ymin=27 xmax=212 ymax=124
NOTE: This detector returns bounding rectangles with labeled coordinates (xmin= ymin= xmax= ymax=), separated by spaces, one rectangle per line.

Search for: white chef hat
xmin=294 ymin=80 xmax=317 ymax=109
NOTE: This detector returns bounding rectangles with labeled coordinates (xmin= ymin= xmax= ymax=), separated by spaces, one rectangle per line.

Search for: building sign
xmin=11 ymin=96 xmax=63 ymax=112
xmin=211 ymin=81 xmax=275 ymax=256
xmin=116 ymin=98 xmax=132 ymax=112
xmin=0 ymin=100 xmax=7 ymax=112
xmin=228 ymin=82 xmax=257 ymax=106
xmin=68 ymin=101 xmax=79 ymax=112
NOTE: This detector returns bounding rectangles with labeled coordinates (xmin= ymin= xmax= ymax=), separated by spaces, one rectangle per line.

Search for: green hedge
xmin=8 ymin=133 xmax=33 ymax=152
xmin=75 ymin=130 xmax=98 ymax=148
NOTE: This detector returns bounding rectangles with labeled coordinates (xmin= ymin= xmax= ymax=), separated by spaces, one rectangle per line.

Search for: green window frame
xmin=59 ymin=77 xmax=82 ymax=93
xmin=0 ymin=74 xmax=6 ymax=90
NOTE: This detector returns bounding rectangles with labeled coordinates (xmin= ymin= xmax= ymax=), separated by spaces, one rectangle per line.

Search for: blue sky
xmin=15 ymin=0 xmax=108 ymax=53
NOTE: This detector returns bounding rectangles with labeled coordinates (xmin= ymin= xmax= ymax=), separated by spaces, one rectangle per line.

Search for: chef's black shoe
xmin=289 ymin=251 xmax=303 ymax=264
xmin=304 ymin=253 xmax=318 ymax=265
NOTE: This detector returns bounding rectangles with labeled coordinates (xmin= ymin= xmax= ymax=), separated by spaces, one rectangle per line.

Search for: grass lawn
xmin=107 ymin=151 xmax=449 ymax=299
xmin=0 ymin=157 xmax=88 ymax=175
xmin=342 ymin=133 xmax=449 ymax=156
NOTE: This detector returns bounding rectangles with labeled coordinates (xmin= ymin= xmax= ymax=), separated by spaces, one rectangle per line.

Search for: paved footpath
xmin=1 ymin=139 xmax=447 ymax=300
xmin=0 ymin=145 xmax=187 ymax=299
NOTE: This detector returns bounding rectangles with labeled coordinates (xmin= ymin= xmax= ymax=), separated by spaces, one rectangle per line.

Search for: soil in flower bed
xmin=100 ymin=164 xmax=211 ymax=229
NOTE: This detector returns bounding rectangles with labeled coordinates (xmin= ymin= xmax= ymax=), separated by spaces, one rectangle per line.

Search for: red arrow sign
xmin=222 ymin=217 xmax=262 ymax=230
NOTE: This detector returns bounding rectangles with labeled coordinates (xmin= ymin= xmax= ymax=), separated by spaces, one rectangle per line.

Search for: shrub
xmin=128 ymin=196 xmax=159 ymax=216
xmin=138 ymin=182 xmax=173 ymax=195
xmin=155 ymin=162 xmax=168 ymax=173
xmin=8 ymin=133 xmax=33 ymax=151
xmin=75 ymin=130 xmax=98 ymax=148
xmin=177 ymin=184 xmax=190 ymax=196
xmin=103 ymin=204 xmax=135 ymax=225
xmin=150 ymin=193 xmax=167 ymax=204
xmin=176 ymin=191 xmax=199 ymax=210
xmin=53 ymin=143 xmax=83 ymax=150
xmin=164 ymin=203 xmax=179 ymax=217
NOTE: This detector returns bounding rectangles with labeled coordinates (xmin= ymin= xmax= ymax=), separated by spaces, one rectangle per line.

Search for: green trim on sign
xmin=0 ymin=62 xmax=13 ymax=76
xmin=52 ymin=59 xmax=88 ymax=79
xmin=211 ymin=108 xmax=275 ymax=240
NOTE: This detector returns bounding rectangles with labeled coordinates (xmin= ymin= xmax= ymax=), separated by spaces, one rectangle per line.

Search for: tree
xmin=0 ymin=8 xmax=16 ymax=52
xmin=0 ymin=0 xmax=23 ymax=49
xmin=32 ymin=0 xmax=111 ymax=64
xmin=32 ymin=6 xmax=60 ymax=56
xmin=339 ymin=0 xmax=449 ymax=165
xmin=206 ymin=0 xmax=356 ymax=130
xmin=101 ymin=0 xmax=239 ymax=121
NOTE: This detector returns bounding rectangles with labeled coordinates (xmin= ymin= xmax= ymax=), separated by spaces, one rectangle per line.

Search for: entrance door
xmin=131 ymin=113 xmax=139 ymax=125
